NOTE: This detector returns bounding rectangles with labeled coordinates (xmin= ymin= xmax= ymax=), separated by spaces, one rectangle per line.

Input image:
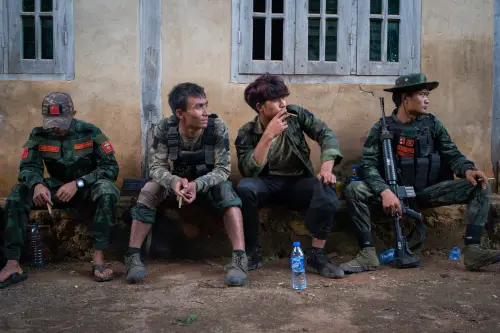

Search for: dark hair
xmin=244 ymin=74 xmax=290 ymax=112
xmin=168 ymin=82 xmax=206 ymax=116
xmin=392 ymin=89 xmax=418 ymax=108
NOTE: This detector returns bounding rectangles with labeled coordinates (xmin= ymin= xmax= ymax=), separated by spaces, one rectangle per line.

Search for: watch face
xmin=77 ymin=179 xmax=84 ymax=188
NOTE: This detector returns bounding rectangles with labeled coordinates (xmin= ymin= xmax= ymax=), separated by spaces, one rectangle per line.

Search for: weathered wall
xmin=162 ymin=0 xmax=494 ymax=183
xmin=0 ymin=0 xmax=140 ymax=196
xmin=0 ymin=0 xmax=494 ymax=196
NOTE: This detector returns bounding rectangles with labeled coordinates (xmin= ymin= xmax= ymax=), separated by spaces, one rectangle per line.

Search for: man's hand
xmin=173 ymin=178 xmax=189 ymax=200
xmin=316 ymin=160 xmax=336 ymax=186
xmin=465 ymin=169 xmax=488 ymax=190
xmin=33 ymin=184 xmax=53 ymax=207
xmin=181 ymin=182 xmax=197 ymax=204
xmin=263 ymin=109 xmax=290 ymax=139
xmin=55 ymin=181 xmax=78 ymax=203
xmin=381 ymin=189 xmax=402 ymax=216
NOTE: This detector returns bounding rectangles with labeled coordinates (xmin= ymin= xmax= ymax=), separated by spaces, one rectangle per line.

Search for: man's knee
xmin=91 ymin=179 xmax=120 ymax=202
xmin=211 ymin=181 xmax=242 ymax=211
xmin=137 ymin=181 xmax=165 ymax=208
xmin=7 ymin=184 xmax=31 ymax=204
xmin=236 ymin=178 xmax=259 ymax=200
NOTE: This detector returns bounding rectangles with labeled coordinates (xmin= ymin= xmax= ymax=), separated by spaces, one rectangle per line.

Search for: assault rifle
xmin=379 ymin=97 xmax=426 ymax=268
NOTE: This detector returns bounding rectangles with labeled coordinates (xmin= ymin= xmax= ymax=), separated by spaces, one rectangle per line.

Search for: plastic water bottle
xmin=30 ymin=224 xmax=44 ymax=268
xmin=449 ymin=246 xmax=461 ymax=261
xmin=349 ymin=165 xmax=361 ymax=183
xmin=291 ymin=242 xmax=306 ymax=290
xmin=378 ymin=248 xmax=395 ymax=264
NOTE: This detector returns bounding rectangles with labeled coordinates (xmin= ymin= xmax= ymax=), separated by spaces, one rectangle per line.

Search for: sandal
xmin=92 ymin=264 xmax=113 ymax=282
xmin=0 ymin=272 xmax=28 ymax=289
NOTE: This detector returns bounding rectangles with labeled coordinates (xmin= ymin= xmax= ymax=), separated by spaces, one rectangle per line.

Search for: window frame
xmin=0 ymin=0 xmax=74 ymax=80
xmin=231 ymin=0 xmax=421 ymax=84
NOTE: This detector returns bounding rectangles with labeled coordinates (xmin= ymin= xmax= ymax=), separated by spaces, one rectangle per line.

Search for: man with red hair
xmin=235 ymin=74 xmax=345 ymax=279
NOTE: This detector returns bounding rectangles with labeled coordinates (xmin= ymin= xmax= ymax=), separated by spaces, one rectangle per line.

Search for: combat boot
xmin=464 ymin=244 xmax=500 ymax=271
xmin=124 ymin=253 xmax=148 ymax=284
xmin=339 ymin=247 xmax=380 ymax=274
xmin=306 ymin=248 xmax=344 ymax=279
xmin=226 ymin=252 xmax=249 ymax=286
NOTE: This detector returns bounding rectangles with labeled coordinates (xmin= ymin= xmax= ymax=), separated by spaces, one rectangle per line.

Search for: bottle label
xmin=291 ymin=257 xmax=304 ymax=272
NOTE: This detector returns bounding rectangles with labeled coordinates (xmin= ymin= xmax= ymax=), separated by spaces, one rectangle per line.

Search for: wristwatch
xmin=76 ymin=178 xmax=85 ymax=190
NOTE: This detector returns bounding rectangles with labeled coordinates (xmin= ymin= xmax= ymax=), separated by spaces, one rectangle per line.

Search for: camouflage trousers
xmin=131 ymin=180 xmax=242 ymax=224
xmin=344 ymin=179 xmax=491 ymax=233
xmin=3 ymin=179 xmax=119 ymax=260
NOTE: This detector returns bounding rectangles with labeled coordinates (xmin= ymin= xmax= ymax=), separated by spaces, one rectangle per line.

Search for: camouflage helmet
xmin=41 ymin=92 xmax=74 ymax=129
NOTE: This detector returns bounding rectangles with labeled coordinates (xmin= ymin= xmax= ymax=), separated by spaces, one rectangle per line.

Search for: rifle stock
xmin=379 ymin=97 xmax=426 ymax=268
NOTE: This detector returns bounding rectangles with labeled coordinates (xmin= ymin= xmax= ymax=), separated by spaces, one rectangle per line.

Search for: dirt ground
xmin=1 ymin=253 xmax=499 ymax=333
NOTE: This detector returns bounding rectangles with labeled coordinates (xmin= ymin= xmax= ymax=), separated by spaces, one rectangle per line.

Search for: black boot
xmin=306 ymin=248 xmax=344 ymax=279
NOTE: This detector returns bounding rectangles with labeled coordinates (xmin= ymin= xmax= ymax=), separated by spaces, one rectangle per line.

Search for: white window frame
xmin=231 ymin=0 xmax=421 ymax=84
xmin=0 ymin=0 xmax=74 ymax=80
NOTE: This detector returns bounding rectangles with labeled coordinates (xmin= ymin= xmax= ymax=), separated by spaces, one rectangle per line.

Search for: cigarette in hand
xmin=177 ymin=196 xmax=183 ymax=208
xmin=286 ymin=112 xmax=297 ymax=117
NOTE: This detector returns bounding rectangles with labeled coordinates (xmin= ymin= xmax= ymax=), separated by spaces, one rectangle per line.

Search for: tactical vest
xmin=383 ymin=116 xmax=453 ymax=192
xmin=166 ymin=114 xmax=218 ymax=181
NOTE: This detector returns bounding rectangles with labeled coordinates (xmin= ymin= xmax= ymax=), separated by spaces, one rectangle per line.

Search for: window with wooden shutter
xmin=231 ymin=0 xmax=421 ymax=84
xmin=0 ymin=0 xmax=73 ymax=80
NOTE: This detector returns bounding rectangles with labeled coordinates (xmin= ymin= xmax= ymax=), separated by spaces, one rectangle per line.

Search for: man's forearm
xmin=253 ymin=133 xmax=274 ymax=166
xmin=320 ymin=160 xmax=334 ymax=173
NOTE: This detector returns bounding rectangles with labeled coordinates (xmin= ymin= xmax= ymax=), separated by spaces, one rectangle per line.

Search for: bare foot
xmin=0 ymin=260 xmax=23 ymax=282
xmin=92 ymin=250 xmax=113 ymax=279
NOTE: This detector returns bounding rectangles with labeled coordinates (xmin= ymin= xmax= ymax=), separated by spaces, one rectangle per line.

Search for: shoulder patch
xmin=101 ymin=140 xmax=114 ymax=154
xmin=21 ymin=148 xmax=29 ymax=159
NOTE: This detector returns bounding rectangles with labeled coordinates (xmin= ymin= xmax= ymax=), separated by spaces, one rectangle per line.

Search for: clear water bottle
xmin=449 ymin=246 xmax=461 ymax=261
xmin=291 ymin=242 xmax=306 ymax=290
xmin=30 ymin=223 xmax=44 ymax=268
xmin=349 ymin=165 xmax=361 ymax=183
xmin=378 ymin=248 xmax=395 ymax=264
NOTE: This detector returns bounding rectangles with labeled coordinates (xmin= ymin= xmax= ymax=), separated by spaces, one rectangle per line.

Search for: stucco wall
xmin=0 ymin=0 xmax=494 ymax=197
xmin=163 ymin=0 xmax=494 ymax=182
xmin=0 ymin=0 xmax=140 ymax=196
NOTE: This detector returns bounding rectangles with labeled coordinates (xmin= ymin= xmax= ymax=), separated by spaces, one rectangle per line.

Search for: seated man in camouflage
xmin=0 ymin=92 xmax=120 ymax=288
xmin=340 ymin=73 xmax=500 ymax=274
xmin=125 ymin=82 xmax=247 ymax=286
xmin=235 ymin=74 xmax=345 ymax=279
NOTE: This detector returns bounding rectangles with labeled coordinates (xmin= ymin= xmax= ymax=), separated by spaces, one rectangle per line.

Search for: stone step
xmin=1 ymin=194 xmax=499 ymax=262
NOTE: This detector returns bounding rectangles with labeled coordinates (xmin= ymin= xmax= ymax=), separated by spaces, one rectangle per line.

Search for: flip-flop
xmin=92 ymin=264 xmax=113 ymax=282
xmin=0 ymin=272 xmax=28 ymax=289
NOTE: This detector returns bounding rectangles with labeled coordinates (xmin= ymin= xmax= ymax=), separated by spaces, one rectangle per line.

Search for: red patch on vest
xmin=39 ymin=145 xmax=59 ymax=153
xmin=101 ymin=140 xmax=114 ymax=153
xmin=74 ymin=141 xmax=93 ymax=150
xmin=397 ymin=136 xmax=415 ymax=157
xmin=21 ymin=148 xmax=29 ymax=159
xmin=49 ymin=105 xmax=60 ymax=115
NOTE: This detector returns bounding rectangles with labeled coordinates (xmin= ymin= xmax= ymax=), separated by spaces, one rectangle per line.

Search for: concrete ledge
xmin=1 ymin=195 xmax=499 ymax=262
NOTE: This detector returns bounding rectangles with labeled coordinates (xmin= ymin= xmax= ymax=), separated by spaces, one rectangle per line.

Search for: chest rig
xmin=384 ymin=116 xmax=453 ymax=192
xmin=166 ymin=115 xmax=217 ymax=181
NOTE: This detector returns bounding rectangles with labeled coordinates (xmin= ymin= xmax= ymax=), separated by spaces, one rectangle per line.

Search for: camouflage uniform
xmin=235 ymin=104 xmax=345 ymax=278
xmin=345 ymin=109 xmax=490 ymax=234
xmin=341 ymin=73 xmax=500 ymax=273
xmin=130 ymin=114 xmax=242 ymax=224
xmin=3 ymin=93 xmax=120 ymax=261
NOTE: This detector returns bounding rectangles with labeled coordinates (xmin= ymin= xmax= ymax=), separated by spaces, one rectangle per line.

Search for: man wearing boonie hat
xmin=339 ymin=73 xmax=500 ymax=274
xmin=0 ymin=92 xmax=120 ymax=288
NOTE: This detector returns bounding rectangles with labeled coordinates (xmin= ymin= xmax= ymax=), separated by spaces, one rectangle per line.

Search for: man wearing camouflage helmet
xmin=339 ymin=73 xmax=500 ymax=274
xmin=0 ymin=92 xmax=120 ymax=288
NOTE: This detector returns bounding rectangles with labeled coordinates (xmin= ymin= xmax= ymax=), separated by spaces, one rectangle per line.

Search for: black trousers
xmin=236 ymin=176 xmax=339 ymax=251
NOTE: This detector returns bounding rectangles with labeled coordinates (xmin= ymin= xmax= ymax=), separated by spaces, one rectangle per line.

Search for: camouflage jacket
xmin=361 ymin=109 xmax=477 ymax=195
xmin=149 ymin=115 xmax=231 ymax=193
xmin=19 ymin=119 xmax=119 ymax=189
xmin=235 ymin=104 xmax=343 ymax=177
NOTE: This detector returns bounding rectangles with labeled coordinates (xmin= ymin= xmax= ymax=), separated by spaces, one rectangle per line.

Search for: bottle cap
xmin=293 ymin=242 xmax=300 ymax=247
